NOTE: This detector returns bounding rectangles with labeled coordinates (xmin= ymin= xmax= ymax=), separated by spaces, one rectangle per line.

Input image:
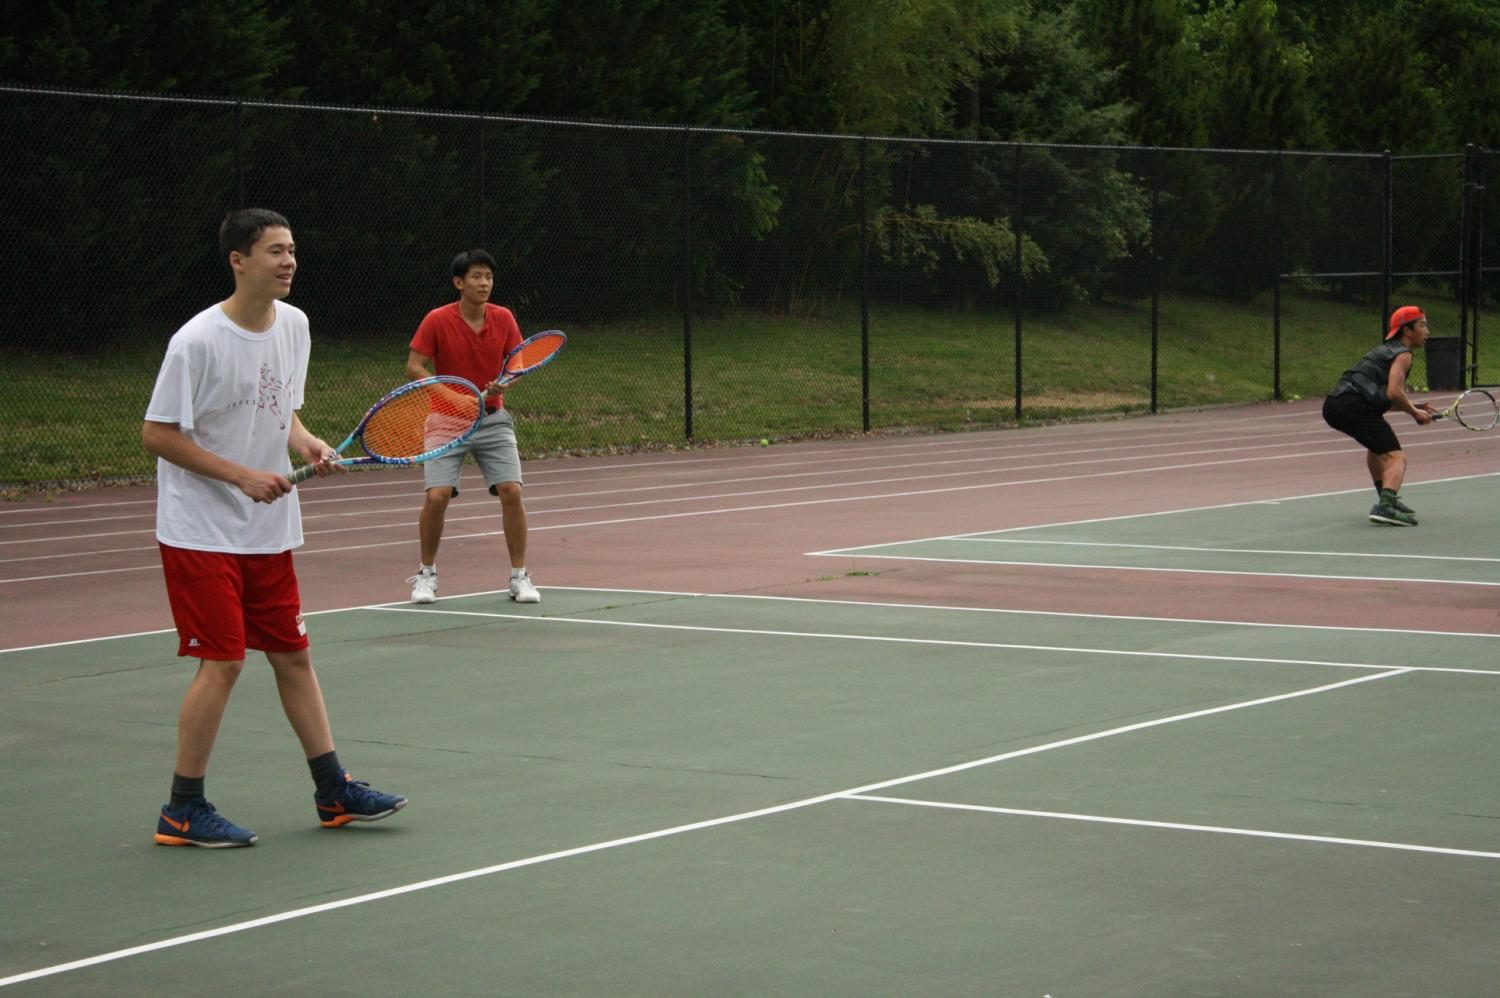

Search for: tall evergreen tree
xmin=1197 ymin=0 xmax=1324 ymax=150
xmin=1 ymin=0 xmax=290 ymax=96
xmin=525 ymin=0 xmax=756 ymax=126
xmin=268 ymin=0 xmax=549 ymax=111
xmin=1313 ymin=5 xmax=1444 ymax=153
xmin=1074 ymin=0 xmax=1207 ymax=147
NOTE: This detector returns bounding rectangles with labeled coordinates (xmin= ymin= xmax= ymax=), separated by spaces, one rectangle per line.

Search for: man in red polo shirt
xmin=404 ymin=249 xmax=540 ymax=604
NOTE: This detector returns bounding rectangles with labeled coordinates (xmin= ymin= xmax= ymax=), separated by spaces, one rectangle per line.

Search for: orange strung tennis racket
xmin=291 ymin=376 xmax=484 ymax=483
xmin=484 ymin=330 xmax=567 ymax=397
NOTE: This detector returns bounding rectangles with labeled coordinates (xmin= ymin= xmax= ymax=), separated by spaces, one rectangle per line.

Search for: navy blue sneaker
xmin=316 ymin=770 xmax=408 ymax=827
xmin=154 ymin=798 xmax=258 ymax=848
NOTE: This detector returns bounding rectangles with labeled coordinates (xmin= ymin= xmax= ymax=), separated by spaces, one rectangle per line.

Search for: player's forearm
xmin=406 ymin=348 xmax=435 ymax=382
xmin=287 ymin=413 xmax=317 ymax=455
xmin=287 ymin=413 xmax=335 ymax=464
xmin=142 ymin=421 xmax=255 ymax=484
xmin=1387 ymin=386 xmax=1421 ymax=417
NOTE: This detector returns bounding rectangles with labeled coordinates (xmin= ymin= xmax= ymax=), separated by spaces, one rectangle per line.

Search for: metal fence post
xmin=1382 ymin=150 xmax=1393 ymax=334
xmin=858 ymin=137 xmax=871 ymax=433
xmin=1474 ymin=171 xmax=1486 ymax=385
xmin=1460 ymin=144 xmax=1473 ymax=388
xmin=682 ymin=126 xmax=694 ymax=441
xmin=1272 ymin=152 xmax=1282 ymax=401
xmin=479 ymin=116 xmax=488 ymax=247
xmin=1013 ymin=143 xmax=1024 ymax=422
xmin=233 ymin=102 xmax=244 ymax=207
xmin=1150 ymin=183 xmax=1160 ymax=413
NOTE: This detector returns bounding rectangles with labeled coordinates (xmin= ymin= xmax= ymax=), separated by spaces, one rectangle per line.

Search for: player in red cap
xmin=1320 ymin=306 xmax=1438 ymax=525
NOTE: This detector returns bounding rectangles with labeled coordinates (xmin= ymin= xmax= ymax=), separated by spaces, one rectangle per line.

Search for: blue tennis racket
xmin=291 ymin=375 xmax=484 ymax=483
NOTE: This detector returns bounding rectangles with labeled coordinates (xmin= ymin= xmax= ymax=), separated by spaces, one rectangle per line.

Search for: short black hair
xmin=451 ymin=248 xmax=497 ymax=279
xmin=219 ymin=208 xmax=290 ymax=259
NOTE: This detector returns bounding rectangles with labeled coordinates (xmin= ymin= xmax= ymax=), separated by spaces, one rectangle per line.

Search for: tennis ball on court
xmin=760 ymin=438 xmax=770 ymax=447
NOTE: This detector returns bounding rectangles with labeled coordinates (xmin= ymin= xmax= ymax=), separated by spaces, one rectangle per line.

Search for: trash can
xmin=1425 ymin=336 xmax=1462 ymax=391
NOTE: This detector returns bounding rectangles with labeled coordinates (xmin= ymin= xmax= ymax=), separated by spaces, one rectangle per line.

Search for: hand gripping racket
xmin=1432 ymin=388 xmax=1499 ymax=431
xmin=290 ymin=375 xmax=485 ymax=483
xmin=484 ymin=330 xmax=567 ymax=397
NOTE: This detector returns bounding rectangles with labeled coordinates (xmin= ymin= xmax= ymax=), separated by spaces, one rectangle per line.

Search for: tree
xmin=0 ymin=0 xmax=290 ymax=96
xmin=1409 ymin=0 xmax=1500 ymax=149
xmin=947 ymin=3 xmax=1146 ymax=308
xmin=1074 ymin=0 xmax=1208 ymax=147
xmin=525 ymin=0 xmax=756 ymax=126
xmin=1197 ymin=0 xmax=1323 ymax=151
xmin=727 ymin=0 xmax=1022 ymax=137
xmin=1310 ymin=3 xmax=1444 ymax=153
xmin=267 ymin=0 xmax=550 ymax=111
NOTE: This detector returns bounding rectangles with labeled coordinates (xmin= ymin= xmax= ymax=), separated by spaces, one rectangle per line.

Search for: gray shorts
xmin=423 ymin=409 xmax=523 ymax=497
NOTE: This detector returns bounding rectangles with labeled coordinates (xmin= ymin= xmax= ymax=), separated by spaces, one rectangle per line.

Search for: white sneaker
xmin=408 ymin=570 xmax=438 ymax=604
xmin=509 ymin=571 xmax=541 ymax=604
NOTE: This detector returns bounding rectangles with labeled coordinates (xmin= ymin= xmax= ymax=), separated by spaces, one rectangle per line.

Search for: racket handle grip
xmin=289 ymin=463 xmax=321 ymax=484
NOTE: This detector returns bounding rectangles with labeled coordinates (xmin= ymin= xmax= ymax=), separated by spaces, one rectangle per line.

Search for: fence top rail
xmin=1282 ymin=271 xmax=1383 ymax=279
xmin=0 ymin=83 xmax=1390 ymax=161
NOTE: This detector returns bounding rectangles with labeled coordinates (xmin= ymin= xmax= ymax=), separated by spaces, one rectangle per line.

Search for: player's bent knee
xmin=265 ymin=648 xmax=314 ymax=673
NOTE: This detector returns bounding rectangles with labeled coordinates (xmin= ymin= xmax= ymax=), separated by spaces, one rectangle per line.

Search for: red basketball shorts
xmin=158 ymin=544 xmax=309 ymax=660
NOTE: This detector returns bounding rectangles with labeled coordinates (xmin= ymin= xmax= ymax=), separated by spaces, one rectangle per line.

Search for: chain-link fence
xmin=1 ymin=86 xmax=1491 ymax=488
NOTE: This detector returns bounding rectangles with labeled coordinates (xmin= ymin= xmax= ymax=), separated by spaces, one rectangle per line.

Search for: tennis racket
xmin=290 ymin=375 xmax=485 ymax=483
xmin=484 ymin=330 xmax=567 ymax=396
xmin=1432 ymin=388 xmax=1499 ymax=431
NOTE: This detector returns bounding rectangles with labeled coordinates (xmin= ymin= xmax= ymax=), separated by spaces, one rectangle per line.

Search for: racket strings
xmin=361 ymin=384 xmax=482 ymax=459
xmin=504 ymin=334 xmax=565 ymax=374
xmin=1455 ymin=392 xmax=1499 ymax=429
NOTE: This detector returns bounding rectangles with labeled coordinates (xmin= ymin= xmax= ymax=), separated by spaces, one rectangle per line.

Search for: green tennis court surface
xmin=3 ymin=588 xmax=1498 ymax=993
xmin=814 ymin=474 xmax=1500 ymax=586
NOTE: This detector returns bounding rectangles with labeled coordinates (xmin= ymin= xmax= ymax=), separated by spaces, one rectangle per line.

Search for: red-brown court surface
xmin=4 ymin=396 xmax=1498 ymax=651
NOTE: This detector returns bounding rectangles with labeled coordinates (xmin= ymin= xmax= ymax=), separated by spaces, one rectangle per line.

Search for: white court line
xmin=0 ymin=437 xmax=1363 ymax=549
xmin=4 ymin=413 xmax=1485 ymax=537
xmin=0 ymin=444 xmax=1440 ymax=582
xmin=0 ymin=601 xmax=374 ymax=655
xmin=0 ymin=668 xmax=1404 ymax=988
xmin=964 ymin=538 xmax=1500 ymax=564
xmin=1 ymin=425 xmax=1348 ymax=529
xmin=1 ymin=462 xmax=1496 ymax=590
xmin=0 ymin=398 xmax=1462 ymax=518
xmin=844 ymin=795 xmax=1500 ymax=861
xmin=8 ymin=585 xmax=1500 ymax=656
xmin=0 ymin=416 xmax=1291 ymax=517
xmin=531 ymin=587 xmax=1500 ymax=641
xmin=807 ymin=552 xmax=1500 ymax=588
xmin=809 ymin=471 xmax=1500 ymax=554
xmin=957 ymin=469 xmax=1500 ymax=536
xmin=366 ymin=605 xmax=1500 ymax=676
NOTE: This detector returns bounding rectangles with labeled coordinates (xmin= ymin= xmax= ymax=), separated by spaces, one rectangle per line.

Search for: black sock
xmin=308 ymin=750 xmax=344 ymax=796
xmin=169 ymin=773 xmax=204 ymax=808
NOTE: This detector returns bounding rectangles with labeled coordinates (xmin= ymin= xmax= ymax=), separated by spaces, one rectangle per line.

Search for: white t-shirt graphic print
xmin=145 ymin=301 xmax=310 ymax=553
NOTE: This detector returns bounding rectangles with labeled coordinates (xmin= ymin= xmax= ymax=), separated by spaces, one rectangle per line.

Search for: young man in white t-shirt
xmin=143 ymin=208 xmax=407 ymax=847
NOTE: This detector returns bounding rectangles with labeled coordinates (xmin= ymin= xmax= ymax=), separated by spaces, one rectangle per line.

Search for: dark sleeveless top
xmin=1329 ymin=341 xmax=1410 ymax=411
